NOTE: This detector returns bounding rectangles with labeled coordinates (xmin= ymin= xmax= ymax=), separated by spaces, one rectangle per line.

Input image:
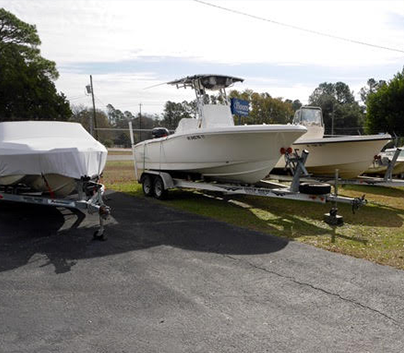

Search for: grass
xmin=107 ymin=150 xmax=132 ymax=156
xmin=103 ymin=160 xmax=404 ymax=270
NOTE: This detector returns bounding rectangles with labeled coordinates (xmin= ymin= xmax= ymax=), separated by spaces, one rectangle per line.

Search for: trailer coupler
xmin=352 ymin=195 xmax=367 ymax=214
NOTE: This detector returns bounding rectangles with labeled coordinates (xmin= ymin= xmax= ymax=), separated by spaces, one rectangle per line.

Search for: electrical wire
xmin=193 ymin=0 xmax=404 ymax=54
xmin=115 ymin=103 xmax=166 ymax=110
xmin=94 ymin=95 xmax=107 ymax=107
xmin=67 ymin=95 xmax=88 ymax=101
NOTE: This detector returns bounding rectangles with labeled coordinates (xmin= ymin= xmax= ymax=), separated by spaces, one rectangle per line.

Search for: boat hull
xmin=134 ymin=126 xmax=306 ymax=184
xmin=0 ymin=175 xmax=25 ymax=186
xmin=365 ymin=153 xmax=404 ymax=176
xmin=275 ymin=135 xmax=391 ymax=178
xmin=364 ymin=163 xmax=404 ymax=176
xmin=22 ymin=174 xmax=76 ymax=197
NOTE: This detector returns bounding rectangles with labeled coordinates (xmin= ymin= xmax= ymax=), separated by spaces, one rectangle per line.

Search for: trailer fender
xmin=140 ymin=171 xmax=174 ymax=190
xmin=158 ymin=172 xmax=174 ymax=189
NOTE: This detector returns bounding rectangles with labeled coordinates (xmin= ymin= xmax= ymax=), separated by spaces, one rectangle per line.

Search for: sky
xmin=1 ymin=0 xmax=404 ymax=116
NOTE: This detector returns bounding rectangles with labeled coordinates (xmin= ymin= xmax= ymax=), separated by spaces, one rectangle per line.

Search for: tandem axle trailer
xmin=133 ymin=149 xmax=367 ymax=226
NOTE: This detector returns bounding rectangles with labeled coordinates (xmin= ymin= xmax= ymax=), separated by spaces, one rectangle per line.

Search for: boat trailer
xmin=269 ymin=148 xmax=404 ymax=223
xmin=135 ymin=149 xmax=367 ymax=226
xmin=270 ymin=148 xmax=404 ymax=188
xmin=0 ymin=178 xmax=111 ymax=240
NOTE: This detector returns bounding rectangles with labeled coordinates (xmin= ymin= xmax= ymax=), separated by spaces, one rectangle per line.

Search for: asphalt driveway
xmin=0 ymin=191 xmax=403 ymax=352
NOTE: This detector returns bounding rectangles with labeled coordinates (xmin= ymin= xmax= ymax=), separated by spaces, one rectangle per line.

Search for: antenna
xmin=143 ymin=81 xmax=169 ymax=90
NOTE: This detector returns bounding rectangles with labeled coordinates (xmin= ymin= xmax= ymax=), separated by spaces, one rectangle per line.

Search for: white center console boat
xmin=133 ymin=74 xmax=307 ymax=184
xmin=274 ymin=106 xmax=391 ymax=178
xmin=364 ymin=147 xmax=404 ymax=176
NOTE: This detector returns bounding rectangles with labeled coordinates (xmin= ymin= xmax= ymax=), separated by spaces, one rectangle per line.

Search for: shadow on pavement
xmin=0 ymin=191 xmax=288 ymax=274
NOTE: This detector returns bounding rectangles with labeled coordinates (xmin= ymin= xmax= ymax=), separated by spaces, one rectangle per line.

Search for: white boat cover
xmin=0 ymin=121 xmax=107 ymax=179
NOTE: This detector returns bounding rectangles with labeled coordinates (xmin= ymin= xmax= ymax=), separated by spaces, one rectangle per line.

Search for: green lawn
xmin=103 ymin=160 xmax=404 ymax=270
xmin=107 ymin=150 xmax=133 ymax=155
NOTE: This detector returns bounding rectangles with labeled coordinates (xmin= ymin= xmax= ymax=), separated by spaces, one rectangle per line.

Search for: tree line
xmin=1 ymin=7 xmax=403 ymax=147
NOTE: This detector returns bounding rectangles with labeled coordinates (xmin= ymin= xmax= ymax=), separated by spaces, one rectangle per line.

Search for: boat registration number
xmin=187 ymin=135 xmax=205 ymax=140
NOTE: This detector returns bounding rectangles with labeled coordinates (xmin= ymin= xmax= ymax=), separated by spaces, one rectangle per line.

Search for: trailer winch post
xmin=289 ymin=149 xmax=309 ymax=192
xmin=384 ymin=148 xmax=401 ymax=182
xmin=324 ymin=169 xmax=344 ymax=226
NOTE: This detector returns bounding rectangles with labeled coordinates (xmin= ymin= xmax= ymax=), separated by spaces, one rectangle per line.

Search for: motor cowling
xmin=152 ymin=127 xmax=169 ymax=138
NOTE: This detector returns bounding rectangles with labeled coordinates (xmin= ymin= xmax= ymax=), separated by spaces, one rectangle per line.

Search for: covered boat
xmin=0 ymin=121 xmax=107 ymax=196
xmin=134 ymin=74 xmax=307 ymax=184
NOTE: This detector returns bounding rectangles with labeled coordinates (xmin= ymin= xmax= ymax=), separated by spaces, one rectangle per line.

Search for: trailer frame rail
xmin=0 ymin=179 xmax=110 ymax=240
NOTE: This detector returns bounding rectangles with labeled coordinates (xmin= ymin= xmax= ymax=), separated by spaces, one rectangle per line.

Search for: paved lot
xmin=1 ymin=191 xmax=404 ymax=352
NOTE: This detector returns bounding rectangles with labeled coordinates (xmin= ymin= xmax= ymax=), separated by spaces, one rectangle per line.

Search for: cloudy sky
xmin=2 ymin=0 xmax=404 ymax=115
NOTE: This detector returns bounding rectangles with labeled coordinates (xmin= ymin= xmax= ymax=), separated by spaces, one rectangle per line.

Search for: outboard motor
xmin=152 ymin=127 xmax=169 ymax=138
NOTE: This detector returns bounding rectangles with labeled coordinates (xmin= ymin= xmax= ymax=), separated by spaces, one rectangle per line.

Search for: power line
xmin=193 ymin=0 xmax=404 ymax=54
xmin=113 ymin=103 xmax=167 ymax=109
xmin=68 ymin=95 xmax=88 ymax=101
xmin=94 ymin=95 xmax=107 ymax=107
xmin=127 ymin=103 xmax=166 ymax=106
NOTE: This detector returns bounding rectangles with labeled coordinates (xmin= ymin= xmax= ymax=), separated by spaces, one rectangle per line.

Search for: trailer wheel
xmin=142 ymin=174 xmax=154 ymax=197
xmin=153 ymin=176 xmax=168 ymax=200
xmin=299 ymin=182 xmax=331 ymax=195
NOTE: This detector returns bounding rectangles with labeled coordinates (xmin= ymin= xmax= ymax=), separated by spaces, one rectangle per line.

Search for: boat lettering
xmin=187 ymin=135 xmax=205 ymax=140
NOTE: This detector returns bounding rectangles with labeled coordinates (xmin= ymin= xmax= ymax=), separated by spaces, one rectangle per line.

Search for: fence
xmin=93 ymin=127 xmax=155 ymax=148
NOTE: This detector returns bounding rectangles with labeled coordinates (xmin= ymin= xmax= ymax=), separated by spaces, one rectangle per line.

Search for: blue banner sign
xmin=230 ymin=98 xmax=249 ymax=117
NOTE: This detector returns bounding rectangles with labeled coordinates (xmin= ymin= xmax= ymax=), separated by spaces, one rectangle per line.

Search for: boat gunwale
xmin=135 ymin=125 xmax=307 ymax=146
xmin=294 ymin=135 xmax=391 ymax=145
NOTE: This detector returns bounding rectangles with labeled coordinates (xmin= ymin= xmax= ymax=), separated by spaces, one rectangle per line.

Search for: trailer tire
xmin=299 ymin=182 xmax=331 ymax=195
xmin=153 ymin=176 xmax=168 ymax=200
xmin=142 ymin=174 xmax=154 ymax=197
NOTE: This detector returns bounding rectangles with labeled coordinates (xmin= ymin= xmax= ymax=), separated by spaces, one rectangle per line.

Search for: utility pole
xmin=86 ymin=75 xmax=97 ymax=137
xmin=139 ymin=103 xmax=142 ymax=141
xmin=90 ymin=75 xmax=97 ymax=138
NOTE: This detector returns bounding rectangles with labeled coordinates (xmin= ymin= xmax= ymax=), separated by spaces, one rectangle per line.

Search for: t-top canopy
xmin=168 ymin=75 xmax=244 ymax=91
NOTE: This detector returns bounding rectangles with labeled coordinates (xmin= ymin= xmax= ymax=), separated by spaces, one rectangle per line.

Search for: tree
xmin=106 ymin=104 xmax=125 ymax=126
xmin=229 ymin=89 xmax=294 ymax=125
xmin=0 ymin=8 xmax=71 ymax=121
xmin=133 ymin=112 xmax=159 ymax=142
xmin=161 ymin=101 xmax=194 ymax=130
xmin=285 ymin=99 xmax=302 ymax=112
xmin=309 ymin=82 xmax=364 ymax=135
xmin=106 ymin=104 xmax=159 ymax=145
xmin=70 ymin=105 xmax=114 ymax=146
xmin=365 ymin=70 xmax=404 ymax=135
xmin=106 ymin=104 xmax=130 ymax=146
xmin=360 ymin=78 xmax=386 ymax=105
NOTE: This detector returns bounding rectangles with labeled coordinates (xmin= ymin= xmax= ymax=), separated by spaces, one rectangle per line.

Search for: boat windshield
xmin=385 ymin=148 xmax=404 ymax=157
xmin=295 ymin=108 xmax=323 ymax=127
